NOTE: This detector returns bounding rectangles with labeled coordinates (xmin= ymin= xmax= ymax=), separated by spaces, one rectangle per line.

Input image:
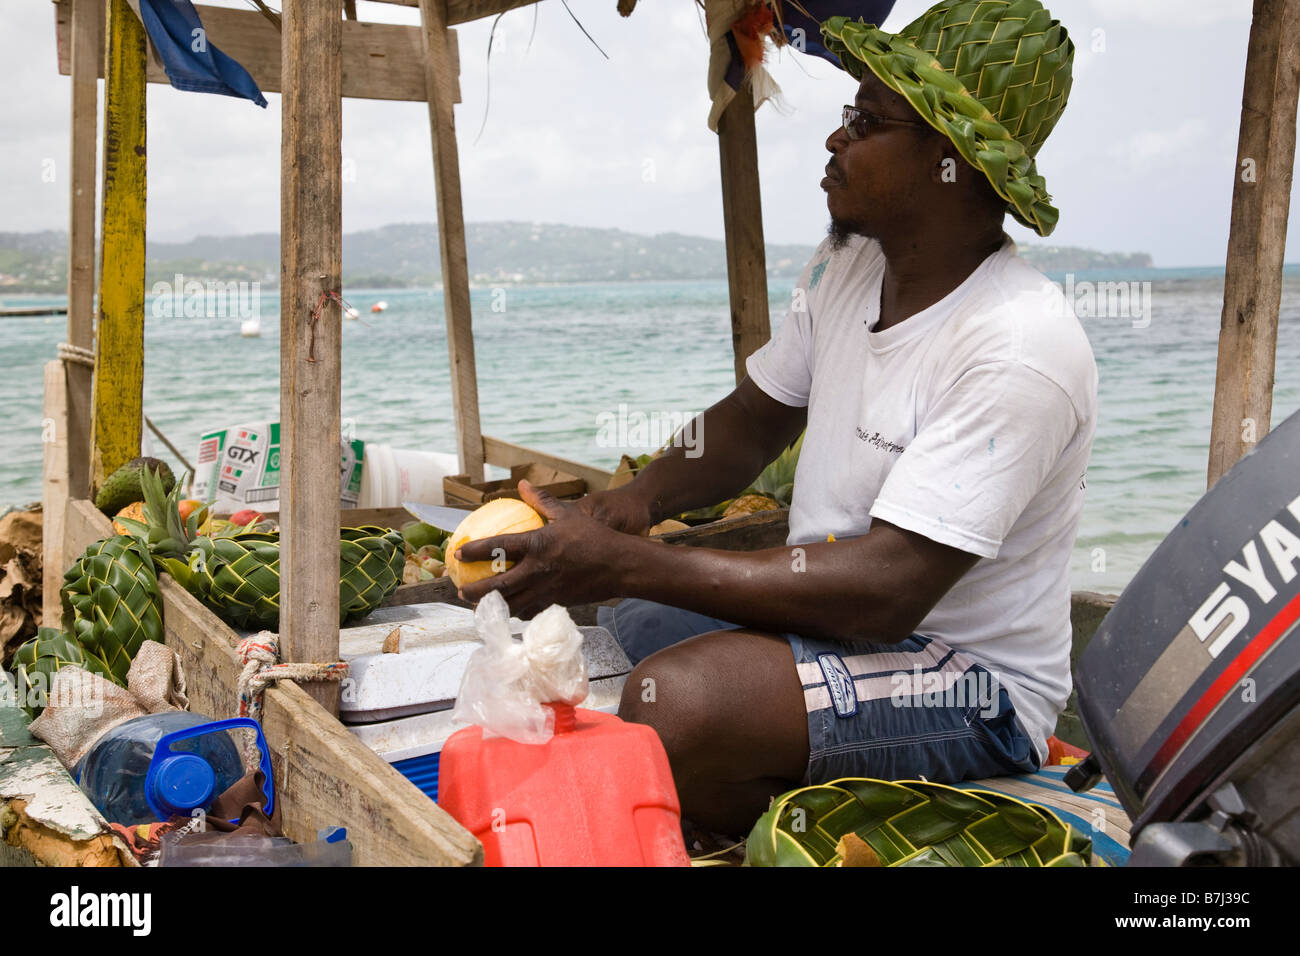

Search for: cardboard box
xmin=192 ymin=421 xmax=364 ymax=514
xmin=442 ymin=464 xmax=586 ymax=507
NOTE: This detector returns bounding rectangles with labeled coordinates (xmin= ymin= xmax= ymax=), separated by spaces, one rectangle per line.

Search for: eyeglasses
xmin=841 ymin=104 xmax=928 ymax=141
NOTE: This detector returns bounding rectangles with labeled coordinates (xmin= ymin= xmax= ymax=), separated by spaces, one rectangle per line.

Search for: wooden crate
xmin=443 ymin=463 xmax=585 ymax=506
xmin=60 ymin=498 xmax=482 ymax=866
xmin=255 ymin=507 xmax=415 ymax=530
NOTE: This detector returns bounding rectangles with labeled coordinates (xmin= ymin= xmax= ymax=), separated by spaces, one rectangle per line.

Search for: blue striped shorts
xmin=599 ymin=598 xmax=1041 ymax=786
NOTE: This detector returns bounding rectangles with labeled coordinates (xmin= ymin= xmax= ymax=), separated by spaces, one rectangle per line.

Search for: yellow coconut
xmin=444 ymin=498 xmax=544 ymax=588
xmin=112 ymin=500 xmax=146 ymax=535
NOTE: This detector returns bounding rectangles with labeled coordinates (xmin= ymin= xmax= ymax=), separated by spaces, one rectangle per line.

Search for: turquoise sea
xmin=2 ymin=269 xmax=1298 ymax=595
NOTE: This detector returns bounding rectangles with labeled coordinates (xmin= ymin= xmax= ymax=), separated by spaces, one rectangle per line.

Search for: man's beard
xmin=827 ymin=216 xmax=866 ymax=252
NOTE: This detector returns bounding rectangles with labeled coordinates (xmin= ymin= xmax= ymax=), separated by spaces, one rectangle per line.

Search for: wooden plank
xmin=257 ymin=507 xmax=415 ymax=529
xmin=420 ymin=0 xmax=485 ymax=479
xmin=0 ymin=308 xmax=67 ymax=319
xmin=54 ymin=1 xmax=461 ymax=103
xmin=716 ymin=86 xmax=771 ymax=385
xmin=41 ymin=362 xmax=70 ymax=627
xmin=370 ymin=0 xmax=541 ymax=26
xmin=1056 ymin=590 xmax=1119 ymax=749
xmin=157 ymin=576 xmax=481 ymax=866
xmin=90 ymin=0 xmax=147 ymax=496
xmin=482 ymin=435 xmax=615 ymax=491
xmin=64 ymin=0 xmax=100 ymax=503
xmin=383 ymin=576 xmax=466 ymax=608
xmin=657 ymin=508 xmax=790 ymax=551
xmin=280 ymin=1 xmax=344 ymax=715
xmin=1 ymin=704 xmax=134 ymax=867
xmin=1207 ymin=0 xmax=1300 ymax=488
xmin=337 ymin=507 xmax=419 ymax=528
xmin=63 ymin=499 xmax=114 ymax=561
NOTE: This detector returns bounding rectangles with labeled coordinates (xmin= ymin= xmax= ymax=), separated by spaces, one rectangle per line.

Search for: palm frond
xmin=748 ymin=776 xmax=1094 ymax=867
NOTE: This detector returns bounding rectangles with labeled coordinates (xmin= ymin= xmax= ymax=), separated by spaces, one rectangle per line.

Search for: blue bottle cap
xmin=148 ymin=753 xmax=216 ymax=818
xmin=146 ymin=718 xmax=275 ymax=823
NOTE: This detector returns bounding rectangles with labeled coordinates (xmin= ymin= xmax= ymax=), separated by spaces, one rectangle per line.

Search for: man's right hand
xmin=576 ymin=487 xmax=657 ymax=536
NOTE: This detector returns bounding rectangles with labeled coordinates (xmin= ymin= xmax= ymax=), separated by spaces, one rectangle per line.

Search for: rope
xmin=57 ymin=342 xmax=95 ymax=367
xmin=306 ymin=289 xmax=365 ymax=363
xmin=235 ymin=631 xmax=349 ymax=723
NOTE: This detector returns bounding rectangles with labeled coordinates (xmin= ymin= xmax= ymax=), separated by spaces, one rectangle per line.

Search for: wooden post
xmin=717 ymin=83 xmax=771 ymax=385
xmin=54 ymin=2 xmax=461 ymax=105
xmin=280 ymin=0 xmax=343 ymax=715
xmin=65 ymin=0 xmax=101 ymax=502
xmin=41 ymin=362 xmax=70 ymax=627
xmin=1207 ymin=0 xmax=1300 ymax=488
xmin=418 ymin=0 xmax=485 ymax=480
xmin=90 ymin=0 xmax=146 ymax=494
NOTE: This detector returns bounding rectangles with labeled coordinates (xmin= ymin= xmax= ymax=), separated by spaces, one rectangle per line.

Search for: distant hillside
xmin=0 ymin=223 xmax=1152 ymax=293
xmin=0 ymin=230 xmax=67 ymax=292
xmin=1018 ymin=245 xmax=1152 ymax=271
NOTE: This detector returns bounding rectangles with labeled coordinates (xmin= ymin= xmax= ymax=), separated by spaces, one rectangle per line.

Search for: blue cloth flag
xmin=781 ymin=0 xmax=897 ymax=67
xmin=136 ymin=0 xmax=268 ymax=108
xmin=722 ymin=1 xmax=898 ymax=93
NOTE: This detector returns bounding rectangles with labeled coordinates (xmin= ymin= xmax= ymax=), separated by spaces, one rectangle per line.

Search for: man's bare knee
xmin=619 ymin=651 xmax=711 ymax=763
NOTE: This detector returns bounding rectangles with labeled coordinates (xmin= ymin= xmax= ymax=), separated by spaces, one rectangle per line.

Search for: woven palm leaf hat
xmin=822 ymin=0 xmax=1074 ymax=237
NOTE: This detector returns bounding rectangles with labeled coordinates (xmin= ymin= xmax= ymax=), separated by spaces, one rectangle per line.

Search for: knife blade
xmin=401 ymin=500 xmax=476 ymax=533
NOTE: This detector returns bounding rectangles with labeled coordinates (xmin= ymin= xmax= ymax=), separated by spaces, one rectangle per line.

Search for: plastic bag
xmin=450 ymin=591 xmax=588 ymax=744
xmin=160 ymin=831 xmax=352 ymax=867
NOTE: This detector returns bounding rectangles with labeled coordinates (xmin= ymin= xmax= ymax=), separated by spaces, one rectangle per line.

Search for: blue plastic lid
xmin=144 ymin=717 xmax=275 ymax=823
xmin=149 ymin=753 xmax=216 ymax=817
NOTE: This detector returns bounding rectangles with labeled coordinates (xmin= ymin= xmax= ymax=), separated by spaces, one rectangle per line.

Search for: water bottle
xmin=77 ymin=713 xmax=273 ymax=826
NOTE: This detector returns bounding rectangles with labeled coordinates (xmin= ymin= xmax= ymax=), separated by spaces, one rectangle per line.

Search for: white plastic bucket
xmin=358 ymin=444 xmax=460 ymax=508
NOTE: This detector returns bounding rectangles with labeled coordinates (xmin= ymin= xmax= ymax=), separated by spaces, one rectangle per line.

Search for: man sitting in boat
xmin=456 ymin=0 xmax=1096 ymax=834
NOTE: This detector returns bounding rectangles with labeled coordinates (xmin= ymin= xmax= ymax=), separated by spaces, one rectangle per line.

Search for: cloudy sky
xmin=4 ymin=0 xmax=1297 ymax=267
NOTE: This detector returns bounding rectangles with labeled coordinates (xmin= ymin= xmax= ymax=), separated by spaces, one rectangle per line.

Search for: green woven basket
xmin=822 ymin=0 xmax=1074 ymax=236
xmin=60 ymin=535 xmax=165 ymax=685
xmin=748 ymin=776 xmax=1095 ymax=866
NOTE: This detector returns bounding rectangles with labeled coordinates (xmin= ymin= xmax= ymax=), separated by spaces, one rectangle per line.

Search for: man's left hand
xmin=454 ymin=479 xmax=629 ymax=617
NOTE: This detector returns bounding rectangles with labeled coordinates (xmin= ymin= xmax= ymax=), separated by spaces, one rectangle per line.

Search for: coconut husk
xmin=0 ymin=508 xmax=44 ymax=670
xmin=837 ymin=832 xmax=882 ymax=867
xmin=723 ymin=494 xmax=782 ymax=519
xmin=606 ymin=455 xmax=641 ymax=491
xmin=0 ymin=508 xmax=42 ymax=565
xmin=649 ymin=519 xmax=690 ymax=536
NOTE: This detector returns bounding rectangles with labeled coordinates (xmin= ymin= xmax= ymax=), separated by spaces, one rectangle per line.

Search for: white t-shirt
xmin=747 ymin=234 xmax=1098 ymax=764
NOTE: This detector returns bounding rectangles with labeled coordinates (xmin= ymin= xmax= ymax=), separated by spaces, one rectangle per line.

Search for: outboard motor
xmin=1068 ymin=408 xmax=1300 ymax=866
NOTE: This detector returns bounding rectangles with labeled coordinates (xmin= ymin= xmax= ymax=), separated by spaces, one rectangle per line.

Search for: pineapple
xmin=112 ymin=466 xmax=205 ymax=561
xmin=109 ymin=465 xmax=403 ymax=632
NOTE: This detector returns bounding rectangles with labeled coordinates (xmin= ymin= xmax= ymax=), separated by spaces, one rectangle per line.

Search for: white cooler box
xmin=339 ymin=602 xmax=631 ymax=803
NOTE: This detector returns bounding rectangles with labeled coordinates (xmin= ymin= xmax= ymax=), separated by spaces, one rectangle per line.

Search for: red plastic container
xmin=437 ymin=703 xmax=691 ymax=866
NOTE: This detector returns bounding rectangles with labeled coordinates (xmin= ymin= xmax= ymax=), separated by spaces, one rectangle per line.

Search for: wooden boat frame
xmin=34 ymin=0 xmax=1298 ymax=865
